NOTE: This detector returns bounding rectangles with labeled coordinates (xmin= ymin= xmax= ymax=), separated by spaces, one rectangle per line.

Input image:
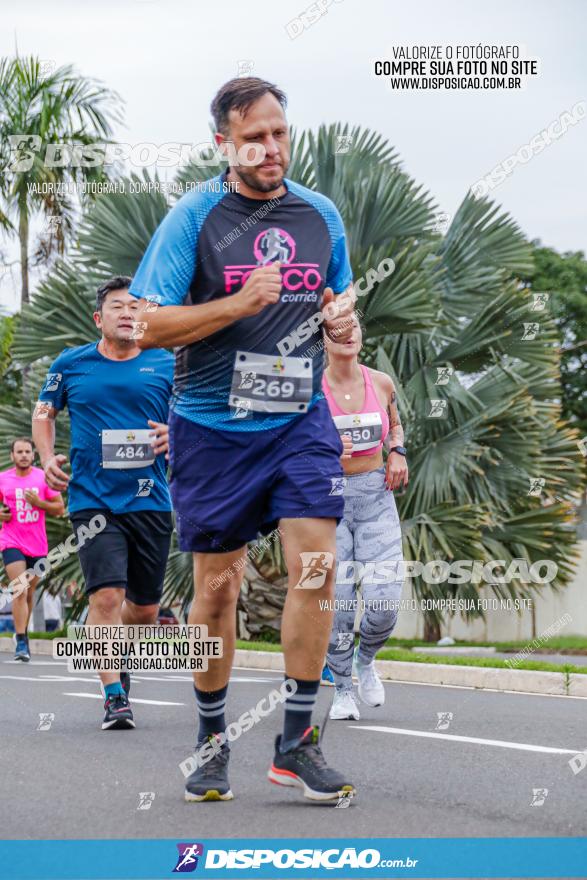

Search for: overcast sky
xmin=1 ymin=0 xmax=586 ymax=311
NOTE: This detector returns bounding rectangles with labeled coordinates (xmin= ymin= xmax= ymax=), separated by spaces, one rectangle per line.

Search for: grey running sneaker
xmin=185 ymin=735 xmax=233 ymax=802
xmin=268 ymin=726 xmax=355 ymax=801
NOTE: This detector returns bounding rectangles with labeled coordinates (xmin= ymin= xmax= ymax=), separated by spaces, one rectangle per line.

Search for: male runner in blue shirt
xmin=33 ymin=276 xmax=174 ymax=730
xmin=130 ymin=78 xmax=357 ymax=803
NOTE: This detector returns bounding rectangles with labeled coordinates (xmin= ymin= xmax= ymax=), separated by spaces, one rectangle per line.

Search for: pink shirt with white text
xmin=0 ymin=467 xmax=60 ymax=557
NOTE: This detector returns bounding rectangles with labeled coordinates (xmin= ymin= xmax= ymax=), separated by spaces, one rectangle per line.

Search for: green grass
xmin=375 ymin=647 xmax=587 ymax=675
xmin=235 ymin=639 xmax=587 ymax=675
xmin=236 ymin=639 xmax=282 ymax=653
xmin=383 ymin=635 xmax=587 ymax=653
xmin=0 ymin=629 xmax=66 ymax=639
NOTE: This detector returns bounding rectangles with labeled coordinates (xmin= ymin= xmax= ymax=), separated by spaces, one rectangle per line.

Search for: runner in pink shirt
xmin=0 ymin=438 xmax=64 ymax=660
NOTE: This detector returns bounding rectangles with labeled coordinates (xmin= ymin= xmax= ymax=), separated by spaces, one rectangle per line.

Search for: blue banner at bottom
xmin=0 ymin=837 xmax=586 ymax=879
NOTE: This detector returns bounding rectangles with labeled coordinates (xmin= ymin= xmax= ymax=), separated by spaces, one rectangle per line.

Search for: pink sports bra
xmin=322 ymin=365 xmax=390 ymax=456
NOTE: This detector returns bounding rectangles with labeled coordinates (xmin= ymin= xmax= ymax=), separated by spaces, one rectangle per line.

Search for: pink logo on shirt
xmin=223 ymin=227 xmax=323 ymax=296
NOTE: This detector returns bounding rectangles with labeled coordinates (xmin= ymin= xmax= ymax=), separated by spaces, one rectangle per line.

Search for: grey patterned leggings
xmin=326 ymin=467 xmax=404 ymax=689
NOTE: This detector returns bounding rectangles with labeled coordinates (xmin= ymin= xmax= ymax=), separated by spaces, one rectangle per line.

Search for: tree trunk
xmin=423 ymin=616 xmax=441 ymax=643
xmin=19 ymin=194 xmax=29 ymax=306
xmin=237 ymin=558 xmax=288 ymax=641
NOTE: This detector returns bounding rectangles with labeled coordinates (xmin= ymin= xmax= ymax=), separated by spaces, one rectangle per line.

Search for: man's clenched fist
xmin=322 ymin=285 xmax=356 ymax=344
xmin=234 ymin=262 xmax=282 ymax=318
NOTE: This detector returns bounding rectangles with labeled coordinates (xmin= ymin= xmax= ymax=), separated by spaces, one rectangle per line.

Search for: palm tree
xmin=2 ymin=125 xmax=583 ymax=640
xmin=0 ymin=55 xmax=122 ymax=306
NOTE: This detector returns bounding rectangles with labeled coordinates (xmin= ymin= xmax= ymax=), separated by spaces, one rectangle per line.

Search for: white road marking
xmin=0 ymin=675 xmax=98 ymax=683
xmin=0 ymin=671 xmax=276 ymax=684
xmin=3 ymin=660 xmax=68 ymax=666
xmin=63 ymin=692 xmax=184 ymax=706
xmin=230 ymin=676 xmax=277 ymax=683
xmin=350 ymin=725 xmax=581 ymax=755
xmin=129 ymin=676 xmax=189 ymax=682
xmin=0 ymin=676 xmax=57 ymax=683
xmin=39 ymin=676 xmax=99 ymax=683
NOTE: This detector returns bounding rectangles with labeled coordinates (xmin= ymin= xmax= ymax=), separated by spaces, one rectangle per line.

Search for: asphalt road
xmin=1 ymin=656 xmax=586 ymax=840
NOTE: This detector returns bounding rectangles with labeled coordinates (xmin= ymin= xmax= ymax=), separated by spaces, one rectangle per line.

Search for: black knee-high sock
xmin=194 ymin=684 xmax=228 ymax=742
xmin=280 ymin=676 xmax=319 ymax=752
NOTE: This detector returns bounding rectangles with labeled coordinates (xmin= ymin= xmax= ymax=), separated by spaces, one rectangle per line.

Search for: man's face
xmin=11 ymin=442 xmax=34 ymax=470
xmin=94 ymin=289 xmax=140 ymax=343
xmin=218 ymin=92 xmax=290 ymax=193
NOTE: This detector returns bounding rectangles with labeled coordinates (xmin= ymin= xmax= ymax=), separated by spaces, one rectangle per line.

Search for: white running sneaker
xmin=329 ymin=688 xmax=360 ymax=721
xmin=354 ymin=654 xmax=385 ymax=707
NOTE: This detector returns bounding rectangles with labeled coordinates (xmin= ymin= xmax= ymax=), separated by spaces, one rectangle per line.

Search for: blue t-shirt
xmin=38 ymin=344 xmax=174 ymax=514
xmin=129 ymin=175 xmax=352 ymax=431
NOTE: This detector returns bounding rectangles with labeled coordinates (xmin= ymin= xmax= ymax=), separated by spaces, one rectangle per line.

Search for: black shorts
xmin=70 ymin=509 xmax=173 ymax=606
xmin=2 ymin=548 xmax=43 ymax=570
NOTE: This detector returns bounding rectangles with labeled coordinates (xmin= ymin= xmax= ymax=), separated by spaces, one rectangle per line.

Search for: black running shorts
xmin=70 ymin=509 xmax=173 ymax=606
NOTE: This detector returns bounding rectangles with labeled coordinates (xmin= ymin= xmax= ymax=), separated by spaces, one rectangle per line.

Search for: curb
xmin=2 ymin=640 xmax=586 ymax=697
xmin=231 ymin=649 xmax=587 ymax=697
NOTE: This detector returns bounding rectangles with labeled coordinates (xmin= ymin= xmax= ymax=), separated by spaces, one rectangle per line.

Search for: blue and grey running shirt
xmin=129 ymin=174 xmax=352 ymax=432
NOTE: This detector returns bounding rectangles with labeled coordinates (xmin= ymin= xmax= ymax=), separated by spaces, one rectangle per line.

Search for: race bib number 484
xmin=101 ymin=429 xmax=155 ymax=469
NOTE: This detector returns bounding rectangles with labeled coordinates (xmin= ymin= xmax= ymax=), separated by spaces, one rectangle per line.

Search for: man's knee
xmin=89 ymin=587 xmax=124 ymax=618
xmin=125 ymin=600 xmax=158 ymax=624
xmin=194 ymin=571 xmax=242 ymax=618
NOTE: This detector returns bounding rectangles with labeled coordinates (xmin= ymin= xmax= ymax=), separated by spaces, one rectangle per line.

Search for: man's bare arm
xmin=133 ymin=264 xmax=282 ymax=350
xmin=32 ymin=406 xmax=70 ymax=491
xmin=32 ymin=405 xmax=57 ymax=466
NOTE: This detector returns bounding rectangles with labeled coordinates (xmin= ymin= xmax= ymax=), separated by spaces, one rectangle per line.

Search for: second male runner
xmin=33 ymin=276 xmax=174 ymax=730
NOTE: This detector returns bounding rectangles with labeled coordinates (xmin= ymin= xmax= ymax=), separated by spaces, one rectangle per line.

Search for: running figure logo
xmin=45 ymin=372 xmax=62 ymax=392
xmin=173 ymin=843 xmax=204 ymax=873
xmin=522 ymin=322 xmax=540 ymax=340
xmin=295 ymin=552 xmax=334 ymax=589
xmin=238 ymin=371 xmax=256 ymax=390
xmin=530 ymin=788 xmax=549 ymax=806
xmin=435 ymin=711 xmax=453 ymax=731
xmin=254 ymin=227 xmax=296 ymax=265
xmin=428 ymin=399 xmax=448 ymax=419
xmin=530 ymin=293 xmax=549 ymax=312
xmin=528 ymin=477 xmax=545 ymax=497
xmin=137 ymin=791 xmax=155 ymax=810
xmin=37 ymin=713 xmax=55 ymax=731
xmin=435 ymin=366 xmax=453 ymax=386
xmin=136 ymin=478 xmax=154 ymax=497
xmin=329 ymin=477 xmax=346 ymax=496
xmin=336 ymin=632 xmax=354 ymax=651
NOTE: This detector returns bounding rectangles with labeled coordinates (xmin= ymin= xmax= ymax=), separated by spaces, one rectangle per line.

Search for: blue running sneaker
xmin=14 ymin=636 xmax=30 ymax=662
xmin=320 ymin=664 xmax=335 ymax=687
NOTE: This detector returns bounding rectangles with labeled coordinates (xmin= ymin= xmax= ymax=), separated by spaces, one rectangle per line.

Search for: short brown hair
xmin=11 ymin=437 xmax=33 ymax=453
xmin=210 ymin=77 xmax=287 ymax=135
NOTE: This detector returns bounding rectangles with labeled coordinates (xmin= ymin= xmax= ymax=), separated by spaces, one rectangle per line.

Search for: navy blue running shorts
xmin=169 ymin=398 xmax=345 ymax=553
xmin=2 ymin=548 xmax=43 ymax=570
